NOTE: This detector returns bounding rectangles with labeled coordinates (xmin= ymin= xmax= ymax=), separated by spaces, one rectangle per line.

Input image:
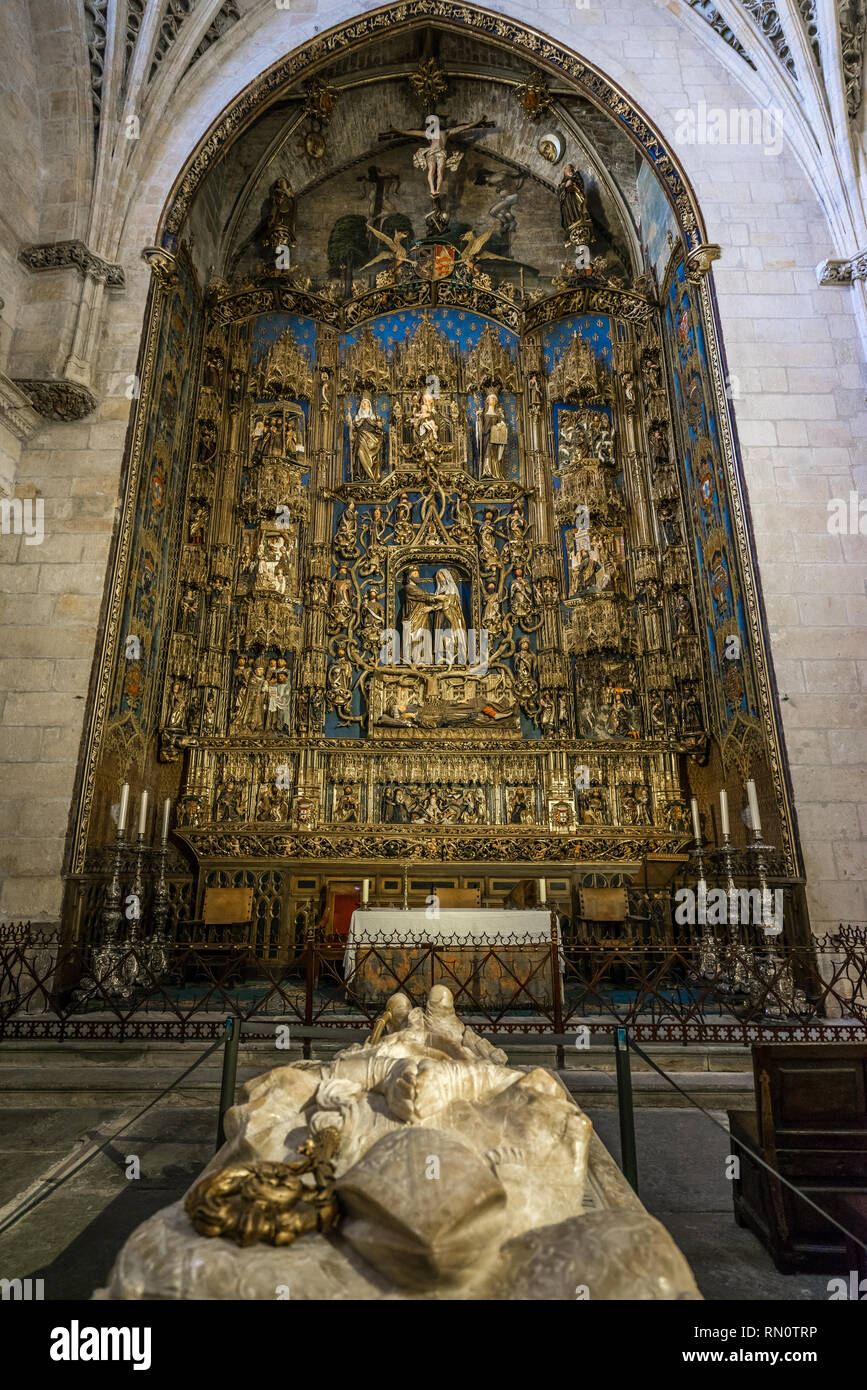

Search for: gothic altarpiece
xmin=64 ymin=19 xmax=805 ymax=961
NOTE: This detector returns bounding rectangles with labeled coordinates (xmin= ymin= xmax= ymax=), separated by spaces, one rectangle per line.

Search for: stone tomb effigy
xmin=96 ymin=985 xmax=700 ymax=1300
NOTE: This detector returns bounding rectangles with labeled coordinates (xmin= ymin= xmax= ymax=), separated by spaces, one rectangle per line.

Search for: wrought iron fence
xmin=1 ymin=921 xmax=865 ymax=1043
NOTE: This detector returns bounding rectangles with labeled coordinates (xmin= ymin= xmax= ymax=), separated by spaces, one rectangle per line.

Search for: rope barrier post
xmin=216 ymin=1016 xmax=240 ymax=1152
xmin=614 ymin=1026 xmax=639 ymax=1195
xmin=303 ymin=941 xmax=315 ymax=1059
xmin=551 ymin=913 xmax=564 ymax=1070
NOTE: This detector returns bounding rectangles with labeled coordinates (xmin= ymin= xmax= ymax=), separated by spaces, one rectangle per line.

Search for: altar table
xmin=343 ymin=908 xmax=559 ymax=1011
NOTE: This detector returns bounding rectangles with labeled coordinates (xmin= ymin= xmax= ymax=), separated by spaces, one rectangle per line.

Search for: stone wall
xmin=0 ymin=0 xmax=864 ymax=935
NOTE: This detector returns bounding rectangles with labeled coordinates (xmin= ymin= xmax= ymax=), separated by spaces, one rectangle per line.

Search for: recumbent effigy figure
xmin=96 ymin=985 xmax=700 ymax=1301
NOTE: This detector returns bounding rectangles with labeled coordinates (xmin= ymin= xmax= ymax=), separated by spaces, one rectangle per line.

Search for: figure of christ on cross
xmin=379 ymin=115 xmax=495 ymax=198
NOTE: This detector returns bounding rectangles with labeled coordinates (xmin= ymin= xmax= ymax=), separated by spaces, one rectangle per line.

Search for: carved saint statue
xmin=393 ymin=492 xmax=415 ymax=545
xmin=505 ymin=501 xmax=528 ymax=566
xmin=513 ymin=637 xmax=538 ymax=706
xmin=480 ymin=392 xmax=508 ymax=479
xmin=477 ymin=508 xmax=499 ymax=575
xmin=402 ymin=567 xmax=441 ymax=656
xmin=264 ymin=176 xmax=296 ymax=250
xmin=450 ymin=493 xmax=475 ymax=546
xmin=326 ymin=647 xmax=354 ymax=719
xmin=347 ymin=395 xmax=383 ymax=480
xmin=482 ymin=582 xmax=504 ymax=639
xmin=672 ymin=588 xmax=695 ymax=636
xmin=360 ymin=585 xmax=385 ymax=654
xmin=509 ymin=568 xmax=535 ymax=627
xmin=166 ymin=679 xmax=187 ymax=729
xmin=334 ymin=500 xmax=359 ymax=562
xmin=328 ymin=568 xmax=353 ymax=633
xmin=233 ymin=661 xmax=267 ymax=732
xmin=266 ymin=666 xmax=292 ymax=733
xmin=432 ymin=569 xmax=467 ymax=663
xmin=558 ymin=163 xmax=591 ymax=244
xmin=412 ymin=388 xmax=440 ymax=459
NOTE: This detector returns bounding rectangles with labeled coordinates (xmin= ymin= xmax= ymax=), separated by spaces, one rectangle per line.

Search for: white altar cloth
xmin=344 ymin=908 xmax=555 ymax=975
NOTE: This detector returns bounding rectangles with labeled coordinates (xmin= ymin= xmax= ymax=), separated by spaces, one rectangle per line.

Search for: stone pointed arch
xmin=155 ymin=0 xmax=713 ymax=268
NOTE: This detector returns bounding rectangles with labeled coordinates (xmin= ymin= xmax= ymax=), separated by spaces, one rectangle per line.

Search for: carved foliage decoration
xmin=13 ymin=379 xmax=98 ymax=420
xmin=188 ymin=1 xmax=242 ymax=68
xmin=83 ymin=0 xmax=108 ymax=141
xmin=686 ymin=0 xmax=757 ymax=68
xmin=738 ymin=1 xmax=797 ymax=75
xmin=409 ymin=57 xmax=448 ymax=108
xmin=838 ymin=0 xmax=866 ymax=117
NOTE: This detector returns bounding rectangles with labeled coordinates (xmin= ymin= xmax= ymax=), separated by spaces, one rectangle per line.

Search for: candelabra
xmin=148 ymin=839 xmax=172 ymax=979
xmin=713 ymin=833 xmax=752 ymax=993
xmin=120 ymin=829 xmax=151 ymax=993
xmin=98 ymin=826 xmax=125 ymax=943
xmin=747 ymin=825 xmax=804 ymax=1018
xmin=93 ymin=826 xmax=131 ymax=996
xmin=689 ymin=811 xmax=724 ymax=980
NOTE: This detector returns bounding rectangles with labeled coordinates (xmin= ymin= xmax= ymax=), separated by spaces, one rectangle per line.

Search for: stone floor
xmin=587 ymin=1109 xmax=830 ymax=1301
xmin=0 ymin=1040 xmax=835 ymax=1300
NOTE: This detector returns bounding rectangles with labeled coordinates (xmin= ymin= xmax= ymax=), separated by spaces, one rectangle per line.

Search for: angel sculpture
xmin=457 ymin=228 xmax=509 ymax=276
xmin=361 ymin=222 xmax=415 ymax=275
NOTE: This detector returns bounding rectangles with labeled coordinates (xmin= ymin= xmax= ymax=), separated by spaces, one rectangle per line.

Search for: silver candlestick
xmin=691 ymin=831 xmax=723 ymax=980
xmin=714 ymin=833 xmax=751 ymax=992
xmin=747 ymin=827 xmax=804 ymax=1017
xmin=121 ymin=830 xmax=150 ymax=992
xmin=93 ymin=826 xmax=132 ymax=996
xmin=148 ymin=839 xmax=171 ymax=979
xmin=151 ymin=840 xmax=169 ymax=939
xmin=99 ymin=826 xmax=126 ymax=944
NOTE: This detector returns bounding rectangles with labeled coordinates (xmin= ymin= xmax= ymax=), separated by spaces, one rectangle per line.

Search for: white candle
xmin=161 ymin=797 xmax=171 ymax=844
xmin=117 ymin=783 xmax=129 ymax=834
xmin=719 ymin=789 xmax=730 ymax=839
xmin=362 ymin=878 xmax=369 ymax=905
xmin=538 ymin=878 xmax=547 ymax=904
xmin=746 ymin=779 xmax=761 ymax=835
xmin=137 ymin=789 xmax=148 ymax=838
xmin=690 ymin=797 xmax=702 ymax=842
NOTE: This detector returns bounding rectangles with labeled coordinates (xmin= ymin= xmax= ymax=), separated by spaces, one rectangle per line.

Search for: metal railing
xmin=1 ymin=921 xmax=865 ymax=1043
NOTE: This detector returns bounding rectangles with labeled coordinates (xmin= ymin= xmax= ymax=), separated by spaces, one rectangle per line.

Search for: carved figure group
xmin=381 ymin=782 xmax=487 ymax=825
